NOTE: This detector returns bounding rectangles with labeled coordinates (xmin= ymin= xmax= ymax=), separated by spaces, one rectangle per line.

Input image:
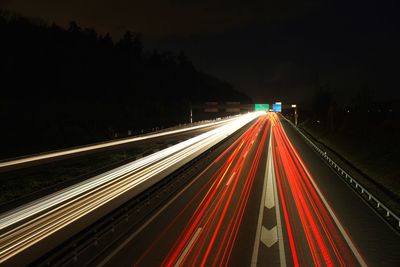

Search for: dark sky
xmin=2 ymin=0 xmax=399 ymax=105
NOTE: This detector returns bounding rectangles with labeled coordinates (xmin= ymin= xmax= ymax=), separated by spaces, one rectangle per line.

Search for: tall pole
xmin=291 ymin=104 xmax=298 ymax=126
xmin=190 ymin=108 xmax=193 ymax=124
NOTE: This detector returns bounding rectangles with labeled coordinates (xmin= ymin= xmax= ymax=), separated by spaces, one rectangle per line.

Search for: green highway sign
xmin=255 ymin=104 xmax=269 ymax=111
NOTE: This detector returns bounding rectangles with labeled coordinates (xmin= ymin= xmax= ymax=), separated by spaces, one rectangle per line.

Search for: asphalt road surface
xmin=0 ymin=113 xmax=261 ymax=266
xmin=96 ymin=113 xmax=400 ymax=267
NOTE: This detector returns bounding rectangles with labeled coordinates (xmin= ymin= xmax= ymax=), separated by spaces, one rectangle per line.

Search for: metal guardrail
xmin=281 ymin=115 xmax=400 ymax=228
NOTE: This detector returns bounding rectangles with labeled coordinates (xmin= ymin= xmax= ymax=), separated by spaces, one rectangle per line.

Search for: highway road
xmin=0 ymin=116 xmax=240 ymax=172
xmin=95 ymin=113 xmax=400 ymax=267
xmin=1 ymin=112 xmax=399 ymax=266
xmin=0 ymin=112 xmax=262 ymax=266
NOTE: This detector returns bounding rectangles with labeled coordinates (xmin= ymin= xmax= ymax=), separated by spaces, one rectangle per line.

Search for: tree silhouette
xmin=312 ymin=85 xmax=336 ymax=131
xmin=0 ymin=12 xmax=251 ymax=158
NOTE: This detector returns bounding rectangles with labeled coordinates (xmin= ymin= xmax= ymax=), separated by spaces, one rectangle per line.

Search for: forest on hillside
xmin=0 ymin=11 xmax=251 ymax=158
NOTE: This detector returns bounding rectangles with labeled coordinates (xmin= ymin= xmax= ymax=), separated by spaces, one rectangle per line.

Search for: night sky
xmin=2 ymin=0 xmax=399 ymax=105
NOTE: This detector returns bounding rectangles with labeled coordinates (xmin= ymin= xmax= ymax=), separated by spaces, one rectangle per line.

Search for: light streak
xmin=0 ymin=112 xmax=264 ymax=265
xmin=140 ymin=115 xmax=271 ymax=267
xmin=0 ymin=116 xmax=241 ymax=170
xmin=274 ymin=145 xmax=300 ymax=267
xmin=134 ymin=112 xmax=366 ymax=267
xmin=270 ymin=113 xmax=363 ymax=266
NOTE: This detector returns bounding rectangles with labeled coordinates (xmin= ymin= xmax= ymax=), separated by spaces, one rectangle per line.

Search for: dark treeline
xmin=0 ymin=11 xmax=251 ymax=158
xmin=308 ymin=84 xmax=400 ymax=133
xmin=293 ymin=85 xmax=400 ymax=202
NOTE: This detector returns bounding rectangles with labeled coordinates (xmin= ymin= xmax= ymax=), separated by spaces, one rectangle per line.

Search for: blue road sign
xmin=273 ymin=103 xmax=282 ymax=112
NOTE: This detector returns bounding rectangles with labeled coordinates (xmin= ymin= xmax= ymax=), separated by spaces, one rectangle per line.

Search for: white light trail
xmin=0 ymin=112 xmax=263 ymax=265
xmin=0 ymin=117 xmax=239 ymax=170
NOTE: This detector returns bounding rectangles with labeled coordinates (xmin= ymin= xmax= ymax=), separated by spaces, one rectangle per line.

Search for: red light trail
xmin=132 ymin=113 xmax=367 ymax=267
xmin=270 ymin=113 xmax=365 ymax=267
xmin=133 ymin=115 xmax=270 ymax=267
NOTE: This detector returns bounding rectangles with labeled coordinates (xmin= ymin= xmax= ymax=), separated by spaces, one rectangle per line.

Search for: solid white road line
xmin=265 ymin=147 xmax=275 ymax=209
xmin=250 ymin=130 xmax=271 ymax=267
xmin=174 ymin=227 xmax=202 ymax=267
xmin=271 ymin=136 xmax=287 ymax=267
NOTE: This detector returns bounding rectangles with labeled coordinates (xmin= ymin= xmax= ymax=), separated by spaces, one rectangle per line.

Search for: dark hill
xmin=0 ymin=11 xmax=251 ymax=158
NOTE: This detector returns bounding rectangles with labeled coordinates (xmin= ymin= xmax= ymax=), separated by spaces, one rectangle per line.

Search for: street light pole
xmin=291 ymin=104 xmax=298 ymax=126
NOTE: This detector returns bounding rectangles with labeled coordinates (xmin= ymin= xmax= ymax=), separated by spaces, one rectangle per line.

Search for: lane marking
xmin=265 ymin=150 xmax=275 ymax=209
xmin=174 ymin=227 xmax=202 ymax=267
xmin=280 ymin=122 xmax=367 ymax=267
xmin=251 ymin=129 xmax=271 ymax=267
xmin=216 ymin=161 xmax=234 ymax=188
xmin=261 ymin=226 xmax=278 ymax=248
xmin=271 ymin=131 xmax=287 ymax=267
xmin=226 ymin=172 xmax=236 ymax=186
xmin=252 ymin=126 xmax=286 ymax=267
